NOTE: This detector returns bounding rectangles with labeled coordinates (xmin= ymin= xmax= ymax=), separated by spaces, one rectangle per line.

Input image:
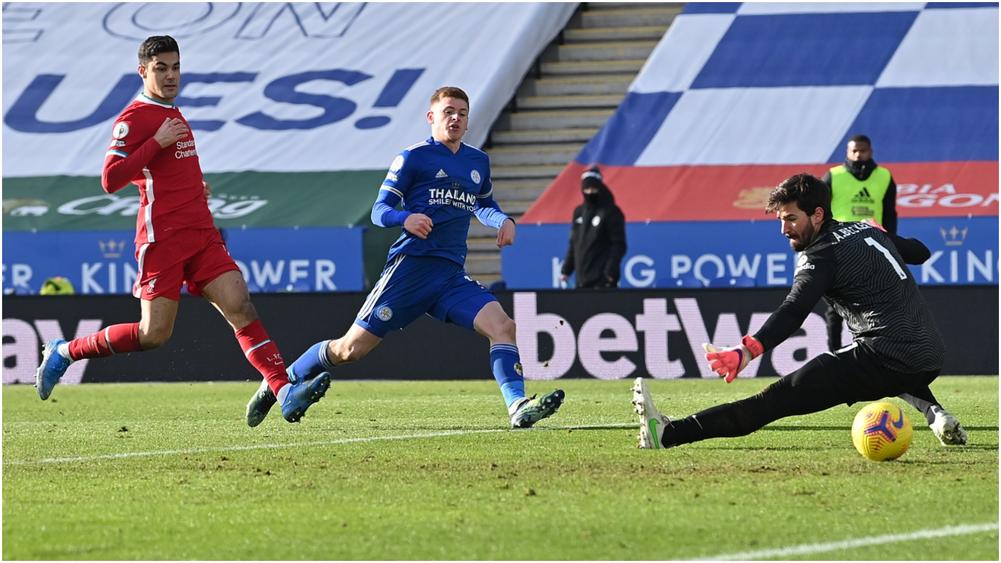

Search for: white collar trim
xmin=136 ymin=93 xmax=175 ymax=109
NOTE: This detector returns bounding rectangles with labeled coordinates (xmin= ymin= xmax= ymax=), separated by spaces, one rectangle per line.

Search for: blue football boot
xmin=280 ymin=372 xmax=332 ymax=423
xmin=246 ymin=365 xmax=310 ymax=427
xmin=35 ymin=339 xmax=71 ymax=400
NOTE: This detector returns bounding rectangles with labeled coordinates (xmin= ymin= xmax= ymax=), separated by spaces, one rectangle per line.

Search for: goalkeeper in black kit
xmin=632 ymin=173 xmax=967 ymax=449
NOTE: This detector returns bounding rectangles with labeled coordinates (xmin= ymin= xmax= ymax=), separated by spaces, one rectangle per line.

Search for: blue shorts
xmin=355 ymin=254 xmax=497 ymax=338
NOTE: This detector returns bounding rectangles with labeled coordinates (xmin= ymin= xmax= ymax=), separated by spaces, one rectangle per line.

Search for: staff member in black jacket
xmin=560 ymin=165 xmax=627 ymax=289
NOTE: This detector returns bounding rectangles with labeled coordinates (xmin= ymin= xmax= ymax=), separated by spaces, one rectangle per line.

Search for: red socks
xmin=67 ymin=319 xmax=289 ymax=396
xmin=68 ymin=323 xmax=142 ymax=360
xmin=235 ymin=320 xmax=289 ymax=395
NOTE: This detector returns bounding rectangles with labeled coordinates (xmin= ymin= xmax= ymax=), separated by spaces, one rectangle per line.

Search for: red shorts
xmin=133 ymin=228 xmax=240 ymax=301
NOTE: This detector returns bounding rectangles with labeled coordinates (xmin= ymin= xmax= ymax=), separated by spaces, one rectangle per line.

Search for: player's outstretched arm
xmin=753 ymin=250 xmax=834 ymax=351
xmin=702 ymin=336 xmax=764 ymax=383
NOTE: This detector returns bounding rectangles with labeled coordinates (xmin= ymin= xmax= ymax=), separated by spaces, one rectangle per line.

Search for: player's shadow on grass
xmin=760 ymin=425 xmax=999 ymax=432
xmin=704 ymin=445 xmax=853 ymax=452
xmin=704 ymin=444 xmax=998 ymax=452
xmin=543 ymin=423 xmax=637 ymax=430
xmin=890 ymin=453 xmax=999 ymax=462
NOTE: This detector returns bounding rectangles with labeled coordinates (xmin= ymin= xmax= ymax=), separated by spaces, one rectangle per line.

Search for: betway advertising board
xmin=3 ymin=227 xmax=363 ymax=295
xmin=503 ymin=217 xmax=999 ymax=289
xmin=2 ymin=2 xmax=575 ymax=176
xmin=3 ymin=287 xmax=995 ymax=385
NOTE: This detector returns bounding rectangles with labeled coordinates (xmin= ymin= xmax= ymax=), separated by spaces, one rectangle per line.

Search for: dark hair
xmin=848 ymin=134 xmax=871 ymax=147
xmin=766 ymin=173 xmax=831 ymax=220
xmin=430 ymin=86 xmax=469 ymax=107
xmin=138 ymin=35 xmax=179 ymax=65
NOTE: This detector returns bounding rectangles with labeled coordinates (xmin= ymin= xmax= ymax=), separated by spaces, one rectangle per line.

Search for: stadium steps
xmin=540 ymin=59 xmax=648 ymax=76
xmin=489 ymin=143 xmax=586 ymax=166
xmin=521 ymin=74 xmax=635 ymax=96
xmin=465 ymin=253 xmax=502 ymax=277
xmin=499 ymin=108 xmax=617 ymax=130
xmin=563 ymin=25 xmax=669 ymax=43
xmin=491 ymin=127 xmax=600 ymax=144
xmin=515 ymin=94 xmax=627 ymax=110
xmin=491 ymin=164 xmax=566 ymax=179
xmin=549 ymin=41 xmax=661 ymax=62
xmin=579 ymin=5 xmax=681 ymax=28
xmin=469 ymin=2 xmax=682 ymax=286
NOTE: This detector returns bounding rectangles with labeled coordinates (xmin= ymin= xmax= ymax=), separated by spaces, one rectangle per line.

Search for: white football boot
xmin=631 ymin=377 xmax=670 ymax=449
xmin=929 ymin=405 xmax=968 ymax=446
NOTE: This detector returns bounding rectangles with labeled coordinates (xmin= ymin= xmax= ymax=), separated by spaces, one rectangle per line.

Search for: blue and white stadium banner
xmin=2 ymin=2 xmax=576 ymax=176
xmin=2 ymin=227 xmax=364 ymax=294
xmin=503 ymin=217 xmax=999 ymax=289
xmin=524 ymin=2 xmax=998 ymax=224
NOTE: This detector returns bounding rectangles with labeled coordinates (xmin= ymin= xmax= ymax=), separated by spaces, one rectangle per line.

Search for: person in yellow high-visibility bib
xmin=821 ymin=134 xmax=899 ymax=350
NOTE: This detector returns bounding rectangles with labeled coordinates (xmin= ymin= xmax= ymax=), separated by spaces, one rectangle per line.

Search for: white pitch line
xmin=5 ymin=423 xmax=635 ymax=466
xmin=698 ymin=522 xmax=999 ymax=560
xmin=8 ymin=429 xmax=506 ymax=465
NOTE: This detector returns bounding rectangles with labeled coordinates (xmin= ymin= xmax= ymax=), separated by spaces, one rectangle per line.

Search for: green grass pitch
xmin=3 ymin=377 xmax=997 ymax=560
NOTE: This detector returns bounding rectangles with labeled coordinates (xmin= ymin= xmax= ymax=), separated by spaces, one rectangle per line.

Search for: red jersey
xmin=102 ymin=93 xmax=215 ymax=245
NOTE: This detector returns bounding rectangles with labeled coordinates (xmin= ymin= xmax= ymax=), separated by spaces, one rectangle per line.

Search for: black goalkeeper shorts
xmin=765 ymin=342 xmax=940 ymax=410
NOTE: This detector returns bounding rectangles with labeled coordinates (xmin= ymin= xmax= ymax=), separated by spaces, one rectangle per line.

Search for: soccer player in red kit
xmin=34 ymin=35 xmax=330 ymax=423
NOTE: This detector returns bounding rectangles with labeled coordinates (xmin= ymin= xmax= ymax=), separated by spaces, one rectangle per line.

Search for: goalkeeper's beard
xmin=787 ymin=222 xmax=817 ymax=252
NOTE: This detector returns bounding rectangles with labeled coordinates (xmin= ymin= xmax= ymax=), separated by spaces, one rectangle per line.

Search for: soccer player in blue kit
xmin=245 ymin=86 xmax=565 ymax=428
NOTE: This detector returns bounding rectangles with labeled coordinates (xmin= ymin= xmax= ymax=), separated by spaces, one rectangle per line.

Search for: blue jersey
xmin=372 ymin=136 xmax=509 ymax=265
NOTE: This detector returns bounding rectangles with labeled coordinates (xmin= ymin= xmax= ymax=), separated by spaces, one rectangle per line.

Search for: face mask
xmin=847 ymin=158 xmax=875 ymax=177
xmin=584 ymin=192 xmax=600 ymax=204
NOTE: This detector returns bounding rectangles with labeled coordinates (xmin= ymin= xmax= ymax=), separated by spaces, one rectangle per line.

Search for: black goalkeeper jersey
xmin=753 ymin=220 xmax=945 ymax=374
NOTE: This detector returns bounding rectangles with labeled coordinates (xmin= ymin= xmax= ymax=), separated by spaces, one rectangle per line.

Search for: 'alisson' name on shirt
xmin=832 ymin=222 xmax=874 ymax=242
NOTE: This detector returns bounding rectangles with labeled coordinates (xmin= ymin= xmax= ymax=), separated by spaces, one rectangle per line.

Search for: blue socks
xmin=490 ymin=343 xmax=525 ymax=409
xmin=288 ymin=340 xmax=333 ymax=382
xmin=290 ymin=341 xmax=526 ymax=411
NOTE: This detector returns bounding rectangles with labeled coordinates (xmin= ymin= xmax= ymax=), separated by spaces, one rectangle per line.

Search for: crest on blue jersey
xmin=377 ymin=305 xmax=393 ymax=321
xmin=471 ymin=170 xmax=481 ymax=184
